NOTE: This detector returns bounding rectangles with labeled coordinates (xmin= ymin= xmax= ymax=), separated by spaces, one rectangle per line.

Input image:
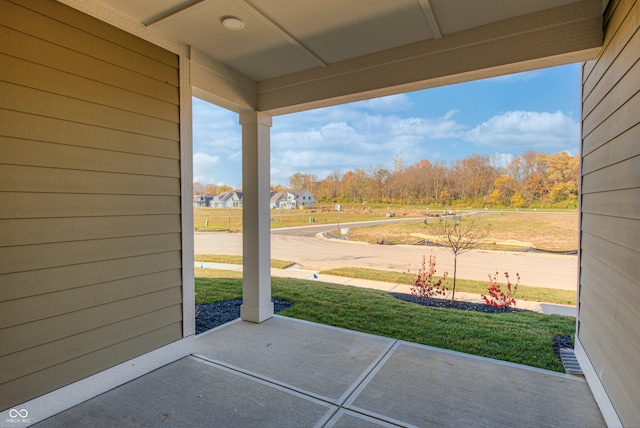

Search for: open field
xmin=344 ymin=212 xmax=578 ymax=252
xmin=195 ymin=268 xmax=575 ymax=372
xmin=194 ymin=207 xmax=578 ymax=252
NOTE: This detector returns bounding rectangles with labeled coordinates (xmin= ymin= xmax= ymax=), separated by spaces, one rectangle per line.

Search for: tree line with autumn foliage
xmin=285 ymin=150 xmax=579 ymax=208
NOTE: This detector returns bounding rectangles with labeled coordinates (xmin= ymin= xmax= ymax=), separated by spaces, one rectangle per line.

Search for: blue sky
xmin=192 ymin=63 xmax=581 ymax=188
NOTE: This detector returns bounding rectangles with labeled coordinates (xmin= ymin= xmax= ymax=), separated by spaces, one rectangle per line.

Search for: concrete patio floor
xmin=34 ymin=316 xmax=605 ymax=427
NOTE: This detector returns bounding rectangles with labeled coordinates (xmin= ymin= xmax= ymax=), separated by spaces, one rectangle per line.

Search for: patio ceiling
xmin=95 ymin=0 xmax=605 ymax=114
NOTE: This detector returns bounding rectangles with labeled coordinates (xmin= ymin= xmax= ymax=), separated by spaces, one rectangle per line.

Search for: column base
xmin=240 ymin=302 xmax=274 ymax=323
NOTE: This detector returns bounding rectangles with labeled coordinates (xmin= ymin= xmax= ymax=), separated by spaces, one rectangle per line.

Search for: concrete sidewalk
xmin=195 ymin=262 xmax=577 ymax=317
xmin=35 ymin=316 xmax=603 ymax=427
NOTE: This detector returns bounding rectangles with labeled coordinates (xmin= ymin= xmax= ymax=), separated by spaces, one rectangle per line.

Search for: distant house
xmin=270 ymin=190 xmax=316 ymax=209
xmin=269 ymin=192 xmax=294 ymax=209
xmin=211 ymin=191 xmax=243 ymax=208
xmin=290 ymin=189 xmax=316 ymax=208
xmin=193 ymin=194 xmax=215 ymax=208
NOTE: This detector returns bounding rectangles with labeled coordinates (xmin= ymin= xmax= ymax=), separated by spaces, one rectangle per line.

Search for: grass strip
xmin=319 ymin=267 xmax=576 ymax=305
xmin=194 ymin=254 xmax=296 ymax=269
xmin=195 ymin=268 xmax=575 ymax=372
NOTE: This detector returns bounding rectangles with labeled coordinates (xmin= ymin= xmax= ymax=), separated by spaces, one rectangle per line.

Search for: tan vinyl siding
xmin=579 ymin=0 xmax=640 ymax=424
xmin=0 ymin=0 xmax=183 ymax=410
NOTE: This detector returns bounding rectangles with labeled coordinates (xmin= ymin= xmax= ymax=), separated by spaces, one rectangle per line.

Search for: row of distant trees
xmin=290 ymin=150 xmax=579 ymax=208
xmin=194 ymin=150 xmax=579 ymax=208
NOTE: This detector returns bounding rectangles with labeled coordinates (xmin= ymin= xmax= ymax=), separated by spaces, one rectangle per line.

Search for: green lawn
xmin=193 ymin=255 xmax=576 ymax=305
xmin=195 ymin=268 xmax=575 ymax=372
xmin=194 ymin=254 xmax=296 ymax=269
xmin=319 ymin=267 xmax=576 ymax=305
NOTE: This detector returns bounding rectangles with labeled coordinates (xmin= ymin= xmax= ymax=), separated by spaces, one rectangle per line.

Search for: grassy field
xmin=194 ymin=254 xmax=295 ymax=269
xmin=194 ymin=205 xmax=393 ymax=231
xmin=344 ymin=212 xmax=578 ymax=251
xmin=195 ymin=268 xmax=575 ymax=372
xmin=194 ymin=207 xmax=578 ymax=252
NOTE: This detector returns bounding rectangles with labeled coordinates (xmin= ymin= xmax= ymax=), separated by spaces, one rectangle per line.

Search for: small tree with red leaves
xmin=410 ymin=255 xmax=449 ymax=301
xmin=482 ymin=272 xmax=520 ymax=308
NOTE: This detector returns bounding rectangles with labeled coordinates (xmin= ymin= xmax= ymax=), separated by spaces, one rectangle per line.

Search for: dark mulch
xmin=552 ymin=335 xmax=575 ymax=358
xmin=195 ymin=299 xmax=293 ymax=334
xmin=389 ymin=292 xmax=530 ymax=313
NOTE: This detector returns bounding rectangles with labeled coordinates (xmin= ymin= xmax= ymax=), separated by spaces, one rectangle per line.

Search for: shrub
xmin=482 ymin=271 xmax=520 ymax=308
xmin=410 ymin=255 xmax=448 ymax=301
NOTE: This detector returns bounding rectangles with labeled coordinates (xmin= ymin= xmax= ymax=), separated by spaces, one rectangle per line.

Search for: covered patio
xmin=34 ymin=316 xmax=604 ymax=427
xmin=2 ymin=0 xmax=639 ymax=426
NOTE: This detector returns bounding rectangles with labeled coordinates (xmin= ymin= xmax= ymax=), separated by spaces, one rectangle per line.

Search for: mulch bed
xmin=389 ymin=292 xmax=530 ymax=313
xmin=195 ymin=299 xmax=293 ymax=334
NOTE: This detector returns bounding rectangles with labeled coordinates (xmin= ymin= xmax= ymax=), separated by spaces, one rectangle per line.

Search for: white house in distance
xmin=270 ymin=190 xmax=316 ymax=209
xmin=210 ymin=191 xmax=243 ymax=208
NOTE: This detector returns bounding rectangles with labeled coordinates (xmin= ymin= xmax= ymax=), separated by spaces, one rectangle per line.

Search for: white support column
xmin=239 ymin=111 xmax=274 ymax=323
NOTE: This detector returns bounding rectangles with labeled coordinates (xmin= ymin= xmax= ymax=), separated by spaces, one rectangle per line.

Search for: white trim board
xmin=1 ymin=337 xmax=194 ymax=427
xmin=574 ymin=338 xmax=623 ymax=428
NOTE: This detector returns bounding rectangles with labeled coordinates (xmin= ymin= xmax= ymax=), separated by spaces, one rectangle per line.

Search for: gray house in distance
xmin=193 ymin=194 xmax=215 ymax=208
xmin=1 ymin=0 xmax=638 ymax=426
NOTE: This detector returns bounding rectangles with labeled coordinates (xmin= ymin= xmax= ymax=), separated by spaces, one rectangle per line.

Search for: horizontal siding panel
xmin=0 ymin=110 xmax=179 ymax=159
xmin=12 ymin=0 xmax=179 ymax=67
xmin=581 ymin=267 xmax=640 ymax=342
xmin=1 ymin=269 xmax=182 ymax=332
xmin=581 ymin=251 xmax=640 ymax=317
xmin=579 ymin=295 xmax=640 ymax=382
xmin=0 ymin=215 xmax=181 ymax=247
xmin=582 ymin=59 xmax=597 ymax=85
xmin=0 ymin=0 xmax=185 ymax=408
xmin=581 ymin=154 xmax=640 ymax=192
xmin=578 ymin=317 xmax=640 ymax=425
xmin=0 ymin=25 xmax=179 ymax=104
xmin=0 ymin=137 xmax=180 ymax=177
xmin=583 ymin=87 xmax=640 ymax=154
xmin=0 ymin=288 xmax=182 ymax=361
xmin=581 ymin=0 xmax=623 ymax=83
xmin=583 ymin=50 xmax=640 ymax=135
xmin=1 ymin=304 xmax=182 ymax=384
xmin=581 ymin=188 xmax=640 ymax=218
xmin=581 ymin=232 xmax=640 ymax=286
xmin=0 ymin=233 xmax=182 ymax=275
xmin=582 ymin=0 xmax=638 ymax=99
xmin=0 ymin=165 xmax=181 ymax=195
xmin=1 ymin=53 xmax=180 ymax=123
xmin=580 ymin=305 xmax=640 ymax=426
xmin=0 ymin=82 xmax=179 ymax=141
xmin=0 ymin=252 xmax=182 ymax=301
xmin=582 ymin=122 xmax=640 ymax=175
xmin=0 ymin=194 xmax=180 ymax=219
xmin=583 ymin=28 xmax=640 ymax=120
xmin=0 ymin=323 xmax=182 ymax=411
xmin=581 ymin=213 xmax=640 ymax=252
xmin=1 ymin=0 xmax=179 ymax=85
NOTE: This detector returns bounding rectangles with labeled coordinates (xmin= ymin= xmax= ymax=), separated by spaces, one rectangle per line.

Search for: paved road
xmin=195 ymin=224 xmax=578 ymax=291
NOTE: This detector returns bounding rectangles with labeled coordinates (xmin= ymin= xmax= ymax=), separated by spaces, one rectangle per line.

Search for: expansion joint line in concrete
xmin=190 ymin=340 xmax=407 ymax=427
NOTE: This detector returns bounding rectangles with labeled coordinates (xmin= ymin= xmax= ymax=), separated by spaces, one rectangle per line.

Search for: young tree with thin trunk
xmin=435 ymin=217 xmax=490 ymax=301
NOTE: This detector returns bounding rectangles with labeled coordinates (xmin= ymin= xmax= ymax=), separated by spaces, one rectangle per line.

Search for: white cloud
xmin=465 ymin=111 xmax=579 ymax=150
xmin=269 ymin=107 xmax=464 ymax=184
xmin=193 ymin=152 xmax=221 ymax=184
